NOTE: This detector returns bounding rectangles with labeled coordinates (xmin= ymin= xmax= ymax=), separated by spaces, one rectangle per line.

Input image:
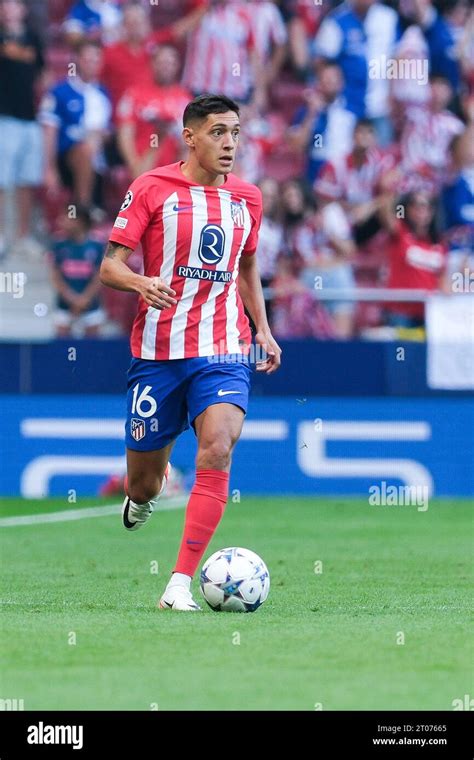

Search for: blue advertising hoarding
xmin=1 ymin=395 xmax=472 ymax=498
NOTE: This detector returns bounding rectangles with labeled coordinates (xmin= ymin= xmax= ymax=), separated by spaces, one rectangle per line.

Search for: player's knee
xmin=197 ymin=437 xmax=233 ymax=470
xmin=127 ymin=478 xmax=161 ymax=505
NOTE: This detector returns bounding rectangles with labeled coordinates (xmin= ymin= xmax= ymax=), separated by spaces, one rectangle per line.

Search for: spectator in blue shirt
xmin=49 ymin=204 xmax=104 ymax=337
xmin=413 ymin=0 xmax=470 ymax=93
xmin=288 ymin=61 xmax=356 ymax=184
xmin=313 ymin=0 xmax=398 ymax=146
xmin=442 ymin=128 xmax=474 ymax=276
xmin=40 ymin=40 xmax=111 ymax=210
xmin=64 ymin=0 xmax=122 ymax=46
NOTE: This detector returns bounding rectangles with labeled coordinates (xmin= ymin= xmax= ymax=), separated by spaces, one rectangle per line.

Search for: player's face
xmin=189 ymin=112 xmax=241 ymax=176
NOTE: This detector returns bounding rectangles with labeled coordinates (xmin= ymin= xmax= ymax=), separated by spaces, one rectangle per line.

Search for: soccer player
xmin=100 ymin=94 xmax=281 ymax=611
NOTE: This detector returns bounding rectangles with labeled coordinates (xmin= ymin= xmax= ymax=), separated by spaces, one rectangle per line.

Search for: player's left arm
xmin=238 ymin=253 xmax=282 ymax=374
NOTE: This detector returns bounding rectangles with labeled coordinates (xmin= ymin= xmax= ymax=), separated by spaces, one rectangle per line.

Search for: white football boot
xmin=158 ymin=585 xmax=202 ymax=611
xmin=122 ymin=463 xmax=171 ymax=531
xmin=159 ymin=574 xmax=202 ymax=611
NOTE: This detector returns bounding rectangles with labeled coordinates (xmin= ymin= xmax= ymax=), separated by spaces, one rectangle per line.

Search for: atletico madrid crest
xmin=131 ymin=419 xmax=146 ymax=442
xmin=231 ymin=201 xmax=245 ymax=228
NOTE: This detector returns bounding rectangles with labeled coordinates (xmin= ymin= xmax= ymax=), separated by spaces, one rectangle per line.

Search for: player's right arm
xmin=100 ymin=176 xmax=177 ymax=310
xmin=100 ymin=242 xmax=177 ymax=310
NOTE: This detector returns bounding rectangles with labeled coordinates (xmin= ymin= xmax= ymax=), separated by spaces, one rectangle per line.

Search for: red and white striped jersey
xmin=399 ymin=105 xmax=464 ymax=194
xmin=315 ymin=148 xmax=395 ymax=204
xmin=182 ymin=2 xmax=255 ymax=101
xmin=109 ymin=162 xmax=263 ymax=360
xmin=249 ymin=0 xmax=287 ymax=60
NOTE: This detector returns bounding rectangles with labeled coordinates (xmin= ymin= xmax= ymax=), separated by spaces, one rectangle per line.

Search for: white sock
xmin=167 ymin=572 xmax=191 ymax=591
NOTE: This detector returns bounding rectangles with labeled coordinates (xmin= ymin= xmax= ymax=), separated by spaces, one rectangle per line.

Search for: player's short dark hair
xmin=183 ymin=94 xmax=240 ymax=127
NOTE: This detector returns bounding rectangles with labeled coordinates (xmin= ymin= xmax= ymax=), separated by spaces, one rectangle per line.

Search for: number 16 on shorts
xmin=129 ymin=384 xmax=158 ymax=443
xmin=131 ymin=384 xmax=157 ymax=418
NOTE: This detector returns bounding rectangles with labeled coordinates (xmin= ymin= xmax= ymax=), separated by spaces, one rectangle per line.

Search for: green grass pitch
xmin=1 ymin=496 xmax=472 ymax=711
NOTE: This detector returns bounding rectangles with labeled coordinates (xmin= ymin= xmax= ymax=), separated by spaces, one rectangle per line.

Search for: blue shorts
xmin=125 ymin=355 xmax=251 ymax=451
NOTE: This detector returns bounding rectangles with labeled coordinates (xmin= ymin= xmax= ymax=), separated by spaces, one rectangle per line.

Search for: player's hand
xmin=138 ymin=276 xmax=177 ymax=309
xmin=255 ymin=330 xmax=282 ymax=374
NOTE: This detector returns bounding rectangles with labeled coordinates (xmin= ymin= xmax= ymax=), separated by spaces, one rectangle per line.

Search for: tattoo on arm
xmin=104 ymin=241 xmax=134 ymax=260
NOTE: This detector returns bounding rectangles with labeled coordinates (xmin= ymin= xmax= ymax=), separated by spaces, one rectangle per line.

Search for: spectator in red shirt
xmin=248 ymin=0 xmax=288 ymax=96
xmin=315 ymin=118 xmax=396 ymax=246
xmin=101 ymin=1 xmax=208 ymax=120
xmin=182 ymin=0 xmax=265 ymax=107
xmin=116 ymin=44 xmax=191 ymax=179
xmin=100 ymin=2 xmax=155 ymax=119
xmin=378 ymin=190 xmax=448 ymax=328
xmin=271 ymin=254 xmax=336 ymax=339
xmin=399 ymin=74 xmax=464 ymax=195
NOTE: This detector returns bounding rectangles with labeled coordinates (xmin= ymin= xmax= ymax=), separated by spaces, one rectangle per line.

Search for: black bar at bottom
xmin=0 ymin=710 xmax=472 ymax=757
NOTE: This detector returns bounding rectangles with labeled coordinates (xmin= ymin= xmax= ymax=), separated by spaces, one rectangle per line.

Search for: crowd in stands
xmin=0 ymin=0 xmax=473 ymax=338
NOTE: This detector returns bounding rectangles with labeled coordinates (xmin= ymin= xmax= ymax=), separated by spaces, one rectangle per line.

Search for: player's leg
xmin=123 ymin=357 xmax=189 ymax=531
xmin=159 ymin=356 xmax=250 ymax=610
xmin=122 ymin=443 xmax=174 ymax=530
xmin=159 ymin=402 xmax=244 ymax=611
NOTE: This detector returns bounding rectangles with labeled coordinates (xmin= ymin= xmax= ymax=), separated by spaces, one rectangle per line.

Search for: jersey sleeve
xmin=242 ymin=189 xmax=263 ymax=256
xmin=108 ymin=176 xmax=154 ymax=250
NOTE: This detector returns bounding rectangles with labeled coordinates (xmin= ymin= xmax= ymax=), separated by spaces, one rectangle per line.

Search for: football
xmin=200 ymin=547 xmax=270 ymax=612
